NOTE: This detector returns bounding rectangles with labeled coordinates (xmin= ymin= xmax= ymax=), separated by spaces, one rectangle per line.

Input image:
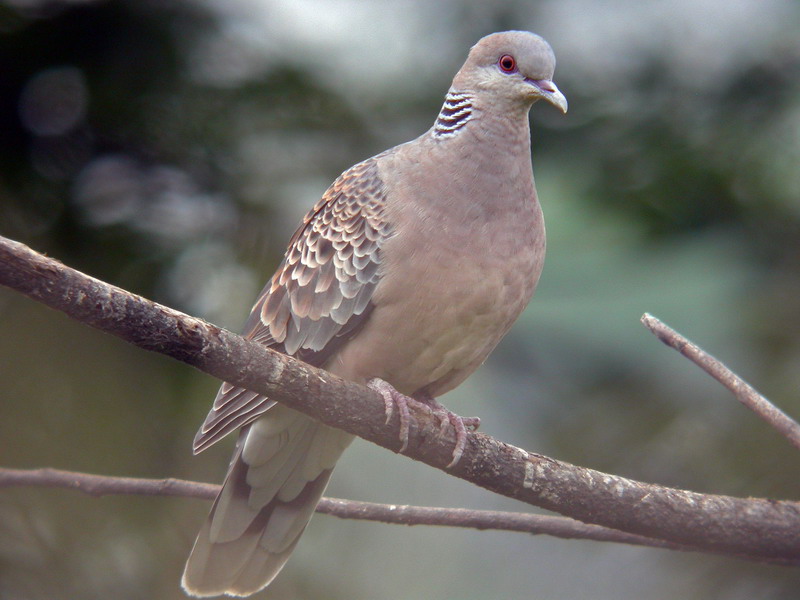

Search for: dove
xmin=183 ymin=30 xmax=567 ymax=597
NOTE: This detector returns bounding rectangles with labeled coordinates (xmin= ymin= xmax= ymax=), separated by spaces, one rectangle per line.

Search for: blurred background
xmin=1 ymin=0 xmax=800 ymax=598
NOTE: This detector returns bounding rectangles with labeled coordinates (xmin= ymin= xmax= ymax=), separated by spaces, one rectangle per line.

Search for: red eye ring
xmin=498 ymin=54 xmax=517 ymax=73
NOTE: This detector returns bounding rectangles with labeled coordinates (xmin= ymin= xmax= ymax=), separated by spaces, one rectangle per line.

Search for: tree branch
xmin=641 ymin=313 xmax=800 ymax=452
xmin=1 ymin=234 xmax=799 ymax=565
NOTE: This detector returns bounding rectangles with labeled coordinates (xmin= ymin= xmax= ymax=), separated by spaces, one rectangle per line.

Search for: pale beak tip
xmin=533 ymin=79 xmax=568 ymax=114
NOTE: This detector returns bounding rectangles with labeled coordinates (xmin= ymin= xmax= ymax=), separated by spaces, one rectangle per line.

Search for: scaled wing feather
xmin=192 ymin=158 xmax=390 ymax=453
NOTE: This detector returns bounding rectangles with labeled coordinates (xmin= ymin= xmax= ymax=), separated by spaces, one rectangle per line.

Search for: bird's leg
xmin=367 ymin=378 xmax=479 ymax=467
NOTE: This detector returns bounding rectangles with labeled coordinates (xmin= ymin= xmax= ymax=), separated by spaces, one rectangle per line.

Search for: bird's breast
xmin=328 ymin=185 xmax=545 ymax=397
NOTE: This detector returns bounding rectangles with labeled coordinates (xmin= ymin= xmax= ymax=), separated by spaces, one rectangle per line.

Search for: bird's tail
xmin=182 ymin=407 xmax=353 ymax=597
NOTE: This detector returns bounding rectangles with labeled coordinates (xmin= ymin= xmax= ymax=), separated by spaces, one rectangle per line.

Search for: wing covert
xmin=193 ymin=157 xmax=391 ymax=453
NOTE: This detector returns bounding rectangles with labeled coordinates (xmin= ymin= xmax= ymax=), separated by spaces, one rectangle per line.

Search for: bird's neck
xmin=431 ymin=88 xmax=533 ymax=151
xmin=418 ymin=88 xmax=537 ymax=224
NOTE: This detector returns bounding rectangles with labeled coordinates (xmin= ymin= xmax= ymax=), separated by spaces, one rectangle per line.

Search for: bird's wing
xmin=193 ymin=157 xmax=391 ymax=453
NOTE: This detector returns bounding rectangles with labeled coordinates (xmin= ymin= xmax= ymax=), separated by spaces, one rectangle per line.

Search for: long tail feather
xmin=182 ymin=408 xmax=353 ymax=597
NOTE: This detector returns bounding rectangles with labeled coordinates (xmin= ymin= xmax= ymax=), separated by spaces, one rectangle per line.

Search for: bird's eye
xmin=498 ymin=54 xmax=517 ymax=73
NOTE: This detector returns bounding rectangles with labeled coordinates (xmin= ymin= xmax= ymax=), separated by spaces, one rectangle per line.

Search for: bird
xmin=182 ymin=30 xmax=567 ymax=597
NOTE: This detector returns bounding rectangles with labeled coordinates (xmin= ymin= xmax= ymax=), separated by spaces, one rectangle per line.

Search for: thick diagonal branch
xmin=1 ymin=234 xmax=799 ymax=564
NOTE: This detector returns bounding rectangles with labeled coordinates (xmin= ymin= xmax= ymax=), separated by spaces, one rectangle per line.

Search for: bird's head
xmin=453 ymin=30 xmax=568 ymax=114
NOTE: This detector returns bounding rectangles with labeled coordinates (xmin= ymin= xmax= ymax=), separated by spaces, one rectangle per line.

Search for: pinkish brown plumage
xmin=183 ymin=30 xmax=566 ymax=597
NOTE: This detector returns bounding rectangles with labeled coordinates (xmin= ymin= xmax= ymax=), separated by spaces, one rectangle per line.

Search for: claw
xmin=368 ymin=378 xmax=412 ymax=453
xmin=439 ymin=411 xmax=480 ymax=468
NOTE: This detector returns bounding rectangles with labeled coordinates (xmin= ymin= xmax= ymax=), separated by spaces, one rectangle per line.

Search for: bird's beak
xmin=531 ymin=79 xmax=568 ymax=114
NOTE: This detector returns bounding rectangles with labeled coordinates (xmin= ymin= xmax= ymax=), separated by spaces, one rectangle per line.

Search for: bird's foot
xmin=417 ymin=395 xmax=480 ymax=468
xmin=367 ymin=378 xmax=479 ymax=468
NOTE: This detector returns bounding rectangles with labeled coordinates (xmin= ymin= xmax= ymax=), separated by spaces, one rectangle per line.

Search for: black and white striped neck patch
xmin=433 ymin=91 xmax=475 ymax=138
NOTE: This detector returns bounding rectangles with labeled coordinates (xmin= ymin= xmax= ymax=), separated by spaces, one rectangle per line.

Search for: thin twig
xmin=641 ymin=313 xmax=800 ymax=452
xmin=0 ymin=466 xmax=727 ymax=556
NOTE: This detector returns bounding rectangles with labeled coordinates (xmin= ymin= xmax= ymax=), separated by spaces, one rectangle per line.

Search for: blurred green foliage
xmin=1 ymin=1 xmax=800 ymax=599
